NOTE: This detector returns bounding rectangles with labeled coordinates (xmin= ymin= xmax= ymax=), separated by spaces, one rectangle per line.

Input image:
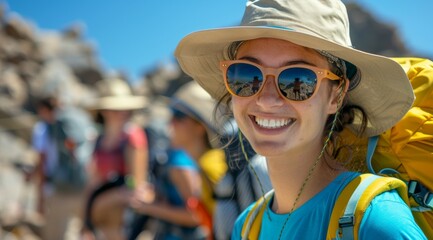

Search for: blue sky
xmin=4 ymin=0 xmax=433 ymax=82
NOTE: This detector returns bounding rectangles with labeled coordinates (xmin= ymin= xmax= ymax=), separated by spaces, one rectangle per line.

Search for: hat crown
xmin=172 ymin=81 xmax=227 ymax=148
xmin=90 ymin=78 xmax=146 ymax=110
xmin=98 ymin=78 xmax=134 ymax=97
xmin=241 ymin=0 xmax=352 ymax=47
xmin=173 ymin=81 xmax=218 ymax=130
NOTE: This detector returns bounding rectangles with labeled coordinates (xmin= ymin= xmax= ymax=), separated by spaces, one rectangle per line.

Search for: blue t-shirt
xmin=158 ymin=149 xmax=204 ymax=240
xmin=231 ymin=171 xmax=426 ymax=239
xmin=164 ymin=148 xmax=199 ymax=206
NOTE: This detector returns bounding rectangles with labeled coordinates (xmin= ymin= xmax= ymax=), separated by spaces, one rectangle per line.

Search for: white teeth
xmin=255 ymin=117 xmax=293 ymax=129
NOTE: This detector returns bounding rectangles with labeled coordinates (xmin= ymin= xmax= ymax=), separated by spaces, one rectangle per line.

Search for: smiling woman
xmin=175 ymin=0 xmax=427 ymax=239
xmin=228 ymin=39 xmax=346 ymax=159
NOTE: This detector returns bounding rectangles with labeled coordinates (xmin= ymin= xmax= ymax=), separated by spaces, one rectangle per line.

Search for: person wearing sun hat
xmin=170 ymin=80 xmax=226 ymax=148
xmin=81 ymin=77 xmax=149 ymax=240
xmin=87 ymin=77 xmax=148 ymax=111
xmin=175 ymin=0 xmax=426 ymax=239
xmin=170 ymin=81 xmax=228 ymax=219
xmin=129 ymin=81 xmax=228 ymax=239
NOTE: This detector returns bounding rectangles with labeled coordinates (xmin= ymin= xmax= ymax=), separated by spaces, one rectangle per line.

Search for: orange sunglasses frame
xmin=220 ymin=60 xmax=345 ymax=101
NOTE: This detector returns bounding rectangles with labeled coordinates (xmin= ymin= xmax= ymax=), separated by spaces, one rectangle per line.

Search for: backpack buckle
xmin=408 ymin=180 xmax=420 ymax=195
xmin=424 ymin=192 xmax=433 ymax=209
xmin=338 ymin=215 xmax=355 ymax=240
xmin=408 ymin=180 xmax=433 ymax=209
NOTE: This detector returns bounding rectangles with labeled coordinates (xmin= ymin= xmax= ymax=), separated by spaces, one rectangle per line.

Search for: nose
xmin=256 ymin=75 xmax=285 ymax=107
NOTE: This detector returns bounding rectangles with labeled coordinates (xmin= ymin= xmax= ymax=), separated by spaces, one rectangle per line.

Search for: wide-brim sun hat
xmin=175 ymin=0 xmax=414 ymax=137
xmin=170 ymin=81 xmax=225 ymax=148
xmin=89 ymin=78 xmax=147 ymax=111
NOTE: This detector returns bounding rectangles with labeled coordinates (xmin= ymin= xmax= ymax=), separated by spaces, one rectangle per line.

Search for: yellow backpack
xmin=241 ymin=58 xmax=433 ymax=239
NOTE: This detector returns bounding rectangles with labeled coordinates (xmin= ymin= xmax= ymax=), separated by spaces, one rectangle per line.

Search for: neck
xmin=266 ymin=144 xmax=342 ymax=214
xmin=183 ymin=139 xmax=210 ymax=162
xmin=101 ymin=120 xmax=126 ymax=144
xmin=105 ymin=121 xmax=125 ymax=135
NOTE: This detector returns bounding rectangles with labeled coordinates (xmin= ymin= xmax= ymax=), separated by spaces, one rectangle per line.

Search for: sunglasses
xmin=220 ymin=60 xmax=343 ymax=101
xmin=171 ymin=108 xmax=189 ymax=120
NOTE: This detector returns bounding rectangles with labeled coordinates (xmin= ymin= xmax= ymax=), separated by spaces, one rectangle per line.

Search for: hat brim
xmin=89 ymin=96 xmax=148 ymax=111
xmin=175 ymin=26 xmax=414 ymax=137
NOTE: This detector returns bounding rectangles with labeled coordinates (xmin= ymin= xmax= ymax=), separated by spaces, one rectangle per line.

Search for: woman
xmin=130 ymin=81 xmax=228 ymax=239
xmin=82 ymin=78 xmax=148 ymax=240
xmin=175 ymin=0 xmax=426 ymax=239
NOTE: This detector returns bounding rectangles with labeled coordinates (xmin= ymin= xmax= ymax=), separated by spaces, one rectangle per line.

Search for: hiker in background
xmin=33 ymin=97 xmax=59 ymax=218
xmin=175 ymin=0 xmax=427 ymax=239
xmin=130 ymin=81 xmax=228 ymax=239
xmin=82 ymin=78 xmax=149 ymax=240
xmin=32 ymin=95 xmax=95 ymax=240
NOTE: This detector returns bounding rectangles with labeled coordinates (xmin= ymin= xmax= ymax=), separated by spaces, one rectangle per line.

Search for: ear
xmin=327 ymin=79 xmax=349 ymax=114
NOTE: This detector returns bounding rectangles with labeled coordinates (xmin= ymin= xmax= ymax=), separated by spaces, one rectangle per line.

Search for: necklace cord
xmin=238 ymin=80 xmax=345 ymax=239
xmin=277 ymin=100 xmax=342 ymax=239
xmin=239 ymin=130 xmax=272 ymax=221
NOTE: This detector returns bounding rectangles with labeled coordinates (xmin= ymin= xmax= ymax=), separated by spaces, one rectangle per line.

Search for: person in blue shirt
xmin=174 ymin=0 xmax=427 ymax=239
xmin=130 ymin=81 xmax=228 ymax=240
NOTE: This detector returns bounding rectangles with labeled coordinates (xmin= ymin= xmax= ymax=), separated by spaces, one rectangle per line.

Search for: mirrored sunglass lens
xmin=226 ymin=63 xmax=263 ymax=97
xmin=278 ymin=68 xmax=317 ymax=101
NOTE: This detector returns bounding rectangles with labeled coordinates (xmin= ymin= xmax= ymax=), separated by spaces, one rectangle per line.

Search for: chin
xmin=248 ymin=140 xmax=288 ymax=157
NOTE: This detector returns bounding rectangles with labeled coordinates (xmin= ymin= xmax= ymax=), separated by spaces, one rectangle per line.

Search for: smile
xmin=254 ymin=117 xmax=294 ymax=129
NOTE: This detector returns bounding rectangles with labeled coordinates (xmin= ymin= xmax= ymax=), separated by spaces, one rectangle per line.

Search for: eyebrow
xmin=238 ymin=56 xmax=317 ymax=67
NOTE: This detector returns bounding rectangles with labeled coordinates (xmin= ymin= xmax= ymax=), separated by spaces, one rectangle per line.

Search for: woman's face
xmin=231 ymin=38 xmax=341 ymax=158
xmin=101 ymin=109 xmax=131 ymax=123
xmin=169 ymin=111 xmax=206 ymax=149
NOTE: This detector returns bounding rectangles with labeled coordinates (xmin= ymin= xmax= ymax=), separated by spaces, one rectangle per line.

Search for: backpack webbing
xmin=327 ymin=174 xmax=408 ymax=240
xmin=240 ymin=174 xmax=408 ymax=240
xmin=241 ymin=190 xmax=274 ymax=240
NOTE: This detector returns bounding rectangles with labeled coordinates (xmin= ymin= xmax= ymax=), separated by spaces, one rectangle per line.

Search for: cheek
xmin=231 ymin=97 xmax=248 ymax=121
xmin=231 ymin=97 xmax=252 ymax=135
xmin=306 ymin=94 xmax=333 ymax=129
xmin=297 ymin=88 xmax=330 ymax=122
xmin=231 ymin=96 xmax=250 ymax=111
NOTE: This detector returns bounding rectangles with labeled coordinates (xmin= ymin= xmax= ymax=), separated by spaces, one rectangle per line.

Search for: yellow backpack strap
xmin=327 ymin=173 xmax=408 ymax=240
xmin=241 ymin=190 xmax=274 ymax=240
xmin=327 ymin=174 xmax=375 ymax=239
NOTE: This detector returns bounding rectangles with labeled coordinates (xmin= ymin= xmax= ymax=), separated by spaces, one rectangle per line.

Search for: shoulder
xmin=168 ymin=149 xmax=199 ymax=170
xmin=33 ymin=121 xmax=48 ymax=135
xmin=360 ymin=190 xmax=426 ymax=239
xmin=201 ymin=148 xmax=226 ymax=164
xmin=199 ymin=149 xmax=228 ymax=182
xmin=124 ymin=122 xmax=147 ymax=147
xmin=231 ymin=203 xmax=255 ymax=240
xmin=32 ymin=121 xmax=50 ymax=148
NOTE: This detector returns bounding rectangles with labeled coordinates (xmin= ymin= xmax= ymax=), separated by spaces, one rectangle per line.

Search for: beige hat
xmin=90 ymin=78 xmax=147 ymax=110
xmin=171 ymin=81 xmax=225 ymax=147
xmin=175 ymin=0 xmax=414 ymax=137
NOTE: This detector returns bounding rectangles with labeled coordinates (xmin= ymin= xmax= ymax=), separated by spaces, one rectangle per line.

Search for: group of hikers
xmin=16 ymin=0 xmax=433 ymax=239
xmin=30 ymin=77 xmax=271 ymax=240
